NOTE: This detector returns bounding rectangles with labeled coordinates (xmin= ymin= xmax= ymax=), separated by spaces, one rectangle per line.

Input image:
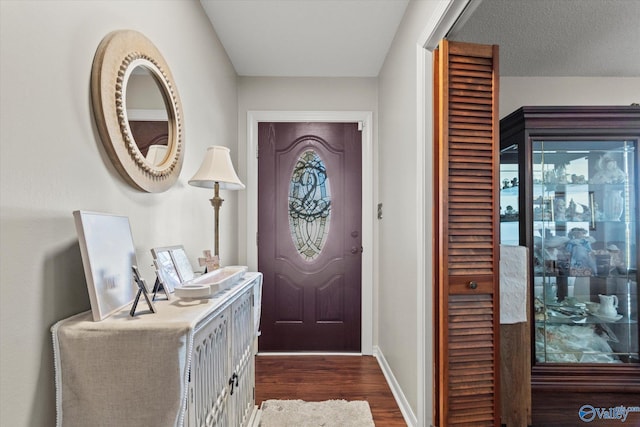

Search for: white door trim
xmin=415 ymin=1 xmax=471 ymax=426
xmin=246 ymin=110 xmax=374 ymax=355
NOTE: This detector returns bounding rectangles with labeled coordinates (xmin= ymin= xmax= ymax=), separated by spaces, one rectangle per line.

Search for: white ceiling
xmin=200 ymin=0 xmax=640 ymax=78
xmin=200 ymin=0 xmax=409 ymax=77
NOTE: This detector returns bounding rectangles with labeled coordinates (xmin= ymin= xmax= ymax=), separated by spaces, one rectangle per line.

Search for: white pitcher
xmin=598 ymin=294 xmax=618 ymax=317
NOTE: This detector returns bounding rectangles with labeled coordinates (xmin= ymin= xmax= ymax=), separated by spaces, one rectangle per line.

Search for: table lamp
xmin=188 ymin=146 xmax=245 ymax=259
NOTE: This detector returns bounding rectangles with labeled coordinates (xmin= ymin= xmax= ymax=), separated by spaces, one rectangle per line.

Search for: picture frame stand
xmin=151 ymin=276 xmax=170 ymax=301
xmin=130 ymin=266 xmax=156 ymax=317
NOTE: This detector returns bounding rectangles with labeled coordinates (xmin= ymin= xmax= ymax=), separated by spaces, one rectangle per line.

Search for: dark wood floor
xmin=255 ymin=354 xmax=407 ymax=426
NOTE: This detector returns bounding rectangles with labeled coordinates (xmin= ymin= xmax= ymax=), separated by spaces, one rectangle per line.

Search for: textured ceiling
xmin=201 ymin=0 xmax=640 ymax=78
xmin=449 ymin=0 xmax=640 ymax=77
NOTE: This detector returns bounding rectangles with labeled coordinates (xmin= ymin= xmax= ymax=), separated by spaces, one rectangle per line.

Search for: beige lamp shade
xmin=188 ymin=146 xmax=245 ymax=190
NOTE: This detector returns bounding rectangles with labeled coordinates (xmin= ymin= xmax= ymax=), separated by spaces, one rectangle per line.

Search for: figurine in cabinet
xmin=590 ymin=153 xmax=627 ymax=184
xmin=566 ymin=227 xmax=597 ymax=276
xmin=554 ymin=197 xmax=566 ymax=221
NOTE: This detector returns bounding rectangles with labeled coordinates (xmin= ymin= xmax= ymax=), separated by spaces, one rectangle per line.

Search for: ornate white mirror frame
xmin=91 ymin=30 xmax=184 ymax=192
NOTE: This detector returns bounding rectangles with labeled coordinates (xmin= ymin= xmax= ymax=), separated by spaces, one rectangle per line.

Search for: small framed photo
xmin=152 ymin=255 xmax=180 ymax=293
xmin=151 ymin=246 xmax=196 ymax=290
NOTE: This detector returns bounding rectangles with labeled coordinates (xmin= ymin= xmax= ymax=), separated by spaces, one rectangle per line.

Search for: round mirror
xmin=91 ymin=30 xmax=184 ymax=192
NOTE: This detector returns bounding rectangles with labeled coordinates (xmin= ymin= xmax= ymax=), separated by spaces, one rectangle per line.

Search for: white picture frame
xmin=151 ymin=249 xmax=181 ymax=293
xmin=169 ymin=247 xmax=195 ymax=282
xmin=151 ymin=245 xmax=195 ymax=289
xmin=73 ymin=211 xmax=139 ymax=321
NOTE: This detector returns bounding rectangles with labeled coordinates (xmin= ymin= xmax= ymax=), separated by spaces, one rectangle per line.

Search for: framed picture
xmin=151 ymin=246 xmax=195 ymax=289
xmin=151 ymin=250 xmax=180 ymax=293
xmin=169 ymin=247 xmax=195 ymax=282
xmin=73 ymin=211 xmax=139 ymax=321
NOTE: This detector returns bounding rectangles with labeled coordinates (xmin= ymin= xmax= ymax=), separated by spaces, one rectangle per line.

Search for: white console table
xmin=52 ymin=272 xmax=262 ymax=427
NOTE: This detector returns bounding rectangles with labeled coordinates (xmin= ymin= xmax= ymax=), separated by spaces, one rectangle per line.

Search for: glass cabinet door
xmin=530 ymin=140 xmax=638 ymax=364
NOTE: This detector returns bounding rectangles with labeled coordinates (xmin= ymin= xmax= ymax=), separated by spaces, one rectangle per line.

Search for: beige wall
xmin=501 ymin=77 xmax=640 ymax=117
xmin=0 ymin=1 xmax=238 ymax=425
xmin=377 ymin=0 xmax=444 ymax=424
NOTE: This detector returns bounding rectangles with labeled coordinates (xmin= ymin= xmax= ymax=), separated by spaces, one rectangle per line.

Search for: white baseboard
xmin=373 ymin=346 xmax=418 ymax=427
xmin=248 ymin=405 xmax=261 ymax=427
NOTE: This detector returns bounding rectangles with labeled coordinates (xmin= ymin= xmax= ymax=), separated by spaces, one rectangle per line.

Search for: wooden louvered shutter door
xmin=433 ymin=40 xmax=500 ymax=426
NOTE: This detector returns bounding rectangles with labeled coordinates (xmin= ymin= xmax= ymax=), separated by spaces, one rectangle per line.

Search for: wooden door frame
xmin=246 ymin=110 xmax=374 ymax=355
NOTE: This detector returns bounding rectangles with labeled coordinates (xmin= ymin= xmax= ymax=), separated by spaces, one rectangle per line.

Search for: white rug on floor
xmin=259 ymin=399 xmax=375 ymax=427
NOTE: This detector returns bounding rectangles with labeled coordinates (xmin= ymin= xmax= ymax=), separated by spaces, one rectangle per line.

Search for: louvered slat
xmin=435 ymin=39 xmax=500 ymax=426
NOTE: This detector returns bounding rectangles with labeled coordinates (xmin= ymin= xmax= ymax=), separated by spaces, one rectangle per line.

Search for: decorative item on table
xmin=590 ymin=153 xmax=627 ymax=184
xmin=150 ymin=256 xmax=178 ymax=300
xmin=189 ymin=146 xmax=245 ymax=264
xmin=566 ymin=227 xmax=597 ymax=276
xmin=198 ymin=249 xmax=220 ymax=273
xmin=151 ymin=245 xmax=195 ymax=284
xmin=73 ymin=211 xmax=140 ymax=321
xmin=130 ymin=265 xmax=156 ymax=317
xmin=173 ymin=265 xmax=248 ymax=299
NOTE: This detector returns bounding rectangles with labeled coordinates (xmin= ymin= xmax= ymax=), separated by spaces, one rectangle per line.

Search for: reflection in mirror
xmin=125 ymin=66 xmax=169 ymax=166
xmin=145 ymin=145 xmax=169 ymax=166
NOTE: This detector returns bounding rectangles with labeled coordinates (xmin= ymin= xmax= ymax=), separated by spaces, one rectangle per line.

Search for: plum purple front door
xmin=257 ymin=122 xmax=362 ymax=352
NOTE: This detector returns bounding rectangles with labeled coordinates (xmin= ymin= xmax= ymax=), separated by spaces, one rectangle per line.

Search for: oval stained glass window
xmin=288 ymin=149 xmax=331 ymax=261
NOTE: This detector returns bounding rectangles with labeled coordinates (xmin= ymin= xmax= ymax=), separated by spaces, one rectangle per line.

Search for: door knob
xmin=351 ymin=246 xmax=363 ymax=254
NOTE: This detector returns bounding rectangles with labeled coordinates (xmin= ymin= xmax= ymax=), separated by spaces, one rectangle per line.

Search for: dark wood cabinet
xmin=500 ymin=106 xmax=640 ymax=425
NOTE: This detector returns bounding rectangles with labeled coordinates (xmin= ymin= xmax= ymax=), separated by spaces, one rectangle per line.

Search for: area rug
xmin=259 ymin=399 xmax=375 ymax=427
